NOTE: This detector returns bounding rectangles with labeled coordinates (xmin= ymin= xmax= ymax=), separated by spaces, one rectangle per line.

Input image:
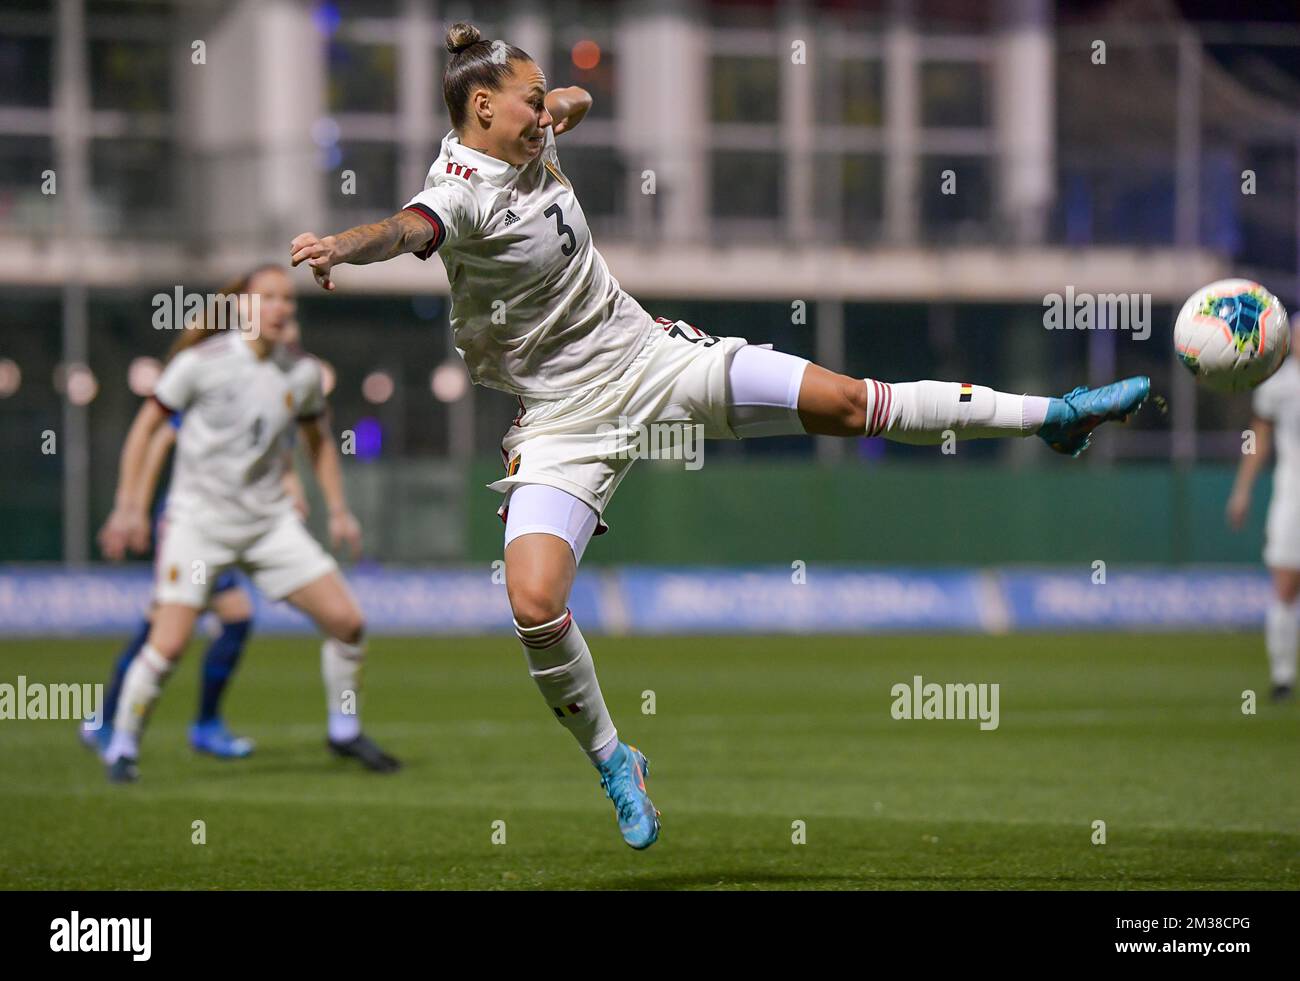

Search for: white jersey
xmin=152 ymin=332 xmax=325 ymax=529
xmin=1254 ymin=356 xmax=1300 ymax=500
xmin=403 ymin=128 xmax=654 ymax=399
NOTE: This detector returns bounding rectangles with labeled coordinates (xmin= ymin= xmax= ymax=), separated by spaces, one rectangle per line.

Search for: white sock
xmin=1265 ymin=598 xmax=1299 ymax=688
xmin=322 ymin=637 xmax=364 ymax=742
xmin=106 ymin=644 xmax=175 ymax=762
xmin=516 ymin=609 xmax=617 ymax=763
xmin=864 ymin=379 xmax=1048 ymax=442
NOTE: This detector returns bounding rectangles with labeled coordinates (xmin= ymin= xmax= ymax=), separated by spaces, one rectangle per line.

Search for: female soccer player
xmin=290 ymin=23 xmax=1149 ymax=849
xmin=98 ymin=264 xmax=399 ymax=781
xmin=1228 ymin=353 xmax=1300 ymax=702
xmin=87 ymin=320 xmax=312 ymax=759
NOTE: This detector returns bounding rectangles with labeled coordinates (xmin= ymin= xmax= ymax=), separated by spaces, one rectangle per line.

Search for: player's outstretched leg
xmin=189 ymin=581 xmax=255 ymax=759
xmin=285 ymin=571 xmax=400 ymax=773
xmin=80 ymin=616 xmax=151 ymax=754
xmin=103 ymin=604 xmax=199 ymax=783
xmin=505 ymin=485 xmax=660 ymax=850
xmin=789 ymin=360 xmax=1149 ymax=455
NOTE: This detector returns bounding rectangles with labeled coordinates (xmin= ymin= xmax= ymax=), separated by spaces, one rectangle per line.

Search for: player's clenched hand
xmin=289 ymin=233 xmax=339 ymax=292
xmin=98 ymin=507 xmax=147 ymax=561
xmin=329 ymin=508 xmax=362 ymax=560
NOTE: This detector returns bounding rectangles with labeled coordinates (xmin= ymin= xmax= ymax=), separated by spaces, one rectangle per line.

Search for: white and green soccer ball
xmin=1174 ymin=279 xmax=1290 ymax=393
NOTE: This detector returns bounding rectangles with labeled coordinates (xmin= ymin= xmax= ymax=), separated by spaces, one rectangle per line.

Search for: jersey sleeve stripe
xmin=403 ymin=203 xmax=446 ymax=260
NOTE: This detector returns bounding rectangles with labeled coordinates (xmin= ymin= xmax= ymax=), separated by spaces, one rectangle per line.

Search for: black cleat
xmin=1271 ymin=684 xmax=1293 ymax=704
xmin=106 ymin=756 xmax=139 ymax=783
xmin=327 ymin=733 xmax=401 ymax=773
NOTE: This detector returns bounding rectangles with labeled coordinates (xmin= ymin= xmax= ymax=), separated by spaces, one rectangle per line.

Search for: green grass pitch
xmin=1 ymin=633 xmax=1296 ymax=890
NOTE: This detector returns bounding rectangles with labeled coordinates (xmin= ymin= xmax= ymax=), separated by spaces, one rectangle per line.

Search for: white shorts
xmin=154 ymin=511 xmax=338 ymax=608
xmin=491 ymin=317 xmax=810 ymax=545
xmin=1264 ymin=491 xmax=1300 ymax=569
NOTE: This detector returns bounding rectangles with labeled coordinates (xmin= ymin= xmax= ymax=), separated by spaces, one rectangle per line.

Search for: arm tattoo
xmin=331 ymin=210 xmax=433 ymax=265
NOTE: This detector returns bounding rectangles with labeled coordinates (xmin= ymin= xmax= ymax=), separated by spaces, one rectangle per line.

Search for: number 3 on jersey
xmin=543 ymin=203 xmax=576 ymax=257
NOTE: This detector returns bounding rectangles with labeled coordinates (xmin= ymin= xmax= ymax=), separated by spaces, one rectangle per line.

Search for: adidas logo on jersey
xmin=503 ymin=210 xmax=521 ymax=227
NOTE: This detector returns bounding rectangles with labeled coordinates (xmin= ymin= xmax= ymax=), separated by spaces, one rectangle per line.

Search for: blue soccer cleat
xmin=1037 ymin=375 xmax=1151 ymax=457
xmin=189 ymin=719 xmax=255 ymax=759
xmin=78 ymin=720 xmax=113 ymax=755
xmin=596 ymin=742 xmax=660 ymax=850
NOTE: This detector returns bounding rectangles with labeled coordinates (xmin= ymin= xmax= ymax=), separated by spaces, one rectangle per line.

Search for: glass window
xmin=87 ymin=1 xmax=171 ymax=20
xmin=916 ymin=0 xmax=994 ymax=31
xmin=90 ymin=138 xmax=175 ymax=233
xmin=0 ymin=36 xmax=52 ymax=108
xmin=557 ymin=145 xmax=624 ymax=220
xmin=89 ymin=39 xmax=171 ymax=112
xmin=0 ymin=134 xmax=54 ymax=192
xmin=328 ymin=41 xmax=397 ymax=114
xmin=334 ymin=141 xmax=399 ymax=211
xmin=920 ymin=60 xmax=988 ymax=128
xmin=817 ymin=58 xmax=883 ymax=127
xmin=1056 ymin=161 xmax=1175 ymax=246
xmin=712 ymin=56 xmax=780 ymax=124
xmin=813 ymin=0 xmax=888 ymax=31
xmin=815 ymin=153 xmax=883 ymax=242
xmin=711 ymin=150 xmax=782 ymax=219
xmin=0 ymin=135 xmax=56 ymax=233
xmin=709 ymin=0 xmax=778 ymax=29
xmin=920 ymin=155 xmax=991 ymax=235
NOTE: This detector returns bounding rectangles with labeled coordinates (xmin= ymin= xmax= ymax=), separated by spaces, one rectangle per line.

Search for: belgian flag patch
xmin=507 ymin=454 xmax=521 ymax=477
xmin=959 ymin=383 xmax=973 ymax=403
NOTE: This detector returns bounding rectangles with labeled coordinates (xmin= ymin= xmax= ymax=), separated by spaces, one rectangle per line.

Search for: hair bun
xmin=446 ymin=22 xmax=482 ymax=55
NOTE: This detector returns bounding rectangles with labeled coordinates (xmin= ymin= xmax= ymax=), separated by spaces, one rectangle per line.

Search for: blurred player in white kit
xmin=98 ymin=263 xmax=400 ymax=781
xmin=1229 ymin=352 xmax=1300 ymax=701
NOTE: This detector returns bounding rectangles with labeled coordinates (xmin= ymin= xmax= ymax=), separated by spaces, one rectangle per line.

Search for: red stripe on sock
xmin=515 ymin=610 xmax=573 ymax=649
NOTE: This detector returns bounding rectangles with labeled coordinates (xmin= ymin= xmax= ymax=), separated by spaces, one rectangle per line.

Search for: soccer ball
xmin=1173 ymin=279 xmax=1290 ymax=392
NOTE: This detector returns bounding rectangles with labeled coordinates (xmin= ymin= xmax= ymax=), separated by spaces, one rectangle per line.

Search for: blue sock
xmin=103 ymin=619 xmax=152 ymax=725
xmin=196 ymin=619 xmax=252 ymax=725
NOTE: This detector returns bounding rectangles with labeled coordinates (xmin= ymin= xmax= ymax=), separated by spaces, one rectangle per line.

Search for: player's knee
xmin=147 ymin=635 xmax=186 ymax=661
xmin=214 ymin=587 xmax=254 ymax=623
xmin=509 ymin=583 xmax=567 ymax=629
xmin=332 ymin=610 xmax=366 ymax=645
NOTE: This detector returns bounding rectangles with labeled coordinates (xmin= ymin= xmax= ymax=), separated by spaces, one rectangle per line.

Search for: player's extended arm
xmin=99 ymin=398 xmax=170 ymax=560
xmin=299 ymin=415 xmax=361 ymax=559
xmin=546 ymin=86 xmax=591 ymax=136
xmin=289 ymin=210 xmax=434 ymax=292
xmin=1227 ymin=416 xmax=1273 ymax=530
